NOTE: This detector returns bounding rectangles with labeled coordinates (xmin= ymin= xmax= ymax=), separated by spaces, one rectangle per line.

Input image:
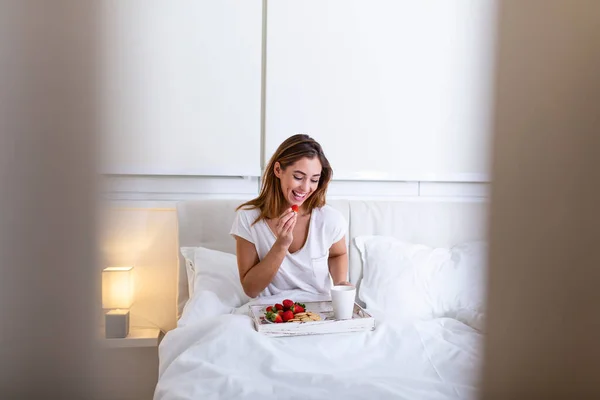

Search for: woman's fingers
xmin=282 ymin=213 xmax=296 ymax=232
xmin=274 ymin=212 xmax=296 ymax=248
xmin=277 ymin=209 xmax=294 ymax=230
xmin=278 ymin=214 xmax=295 ymax=237
xmin=283 ymin=213 xmax=297 ymax=234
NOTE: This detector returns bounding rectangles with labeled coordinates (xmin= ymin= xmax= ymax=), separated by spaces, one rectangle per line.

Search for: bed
xmin=154 ymin=199 xmax=488 ymax=400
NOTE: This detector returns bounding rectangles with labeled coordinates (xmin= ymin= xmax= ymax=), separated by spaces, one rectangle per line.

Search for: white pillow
xmin=180 ymin=246 xmax=249 ymax=310
xmin=354 ymin=236 xmax=487 ymax=331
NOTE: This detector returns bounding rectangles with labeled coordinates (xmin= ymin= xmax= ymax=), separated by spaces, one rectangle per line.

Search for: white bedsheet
xmin=154 ymin=290 xmax=482 ymax=400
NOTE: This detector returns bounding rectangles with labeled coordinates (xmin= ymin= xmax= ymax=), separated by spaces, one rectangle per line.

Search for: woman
xmin=230 ymin=134 xmax=350 ymax=298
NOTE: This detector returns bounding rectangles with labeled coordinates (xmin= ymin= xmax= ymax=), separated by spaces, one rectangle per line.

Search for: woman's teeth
xmin=292 ymin=190 xmax=306 ymax=200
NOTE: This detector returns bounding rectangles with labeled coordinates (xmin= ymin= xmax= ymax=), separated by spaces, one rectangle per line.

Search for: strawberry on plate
xmin=290 ymin=304 xmax=304 ymax=313
xmin=282 ymin=299 xmax=294 ymax=310
xmin=292 ymin=302 xmax=306 ymax=313
xmin=265 ymin=311 xmax=284 ymax=323
xmin=281 ymin=310 xmax=295 ymax=322
xmin=265 ymin=312 xmax=277 ymax=322
xmin=264 ymin=300 xmax=313 ymax=323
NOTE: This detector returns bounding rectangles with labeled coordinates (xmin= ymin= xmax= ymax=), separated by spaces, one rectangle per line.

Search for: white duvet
xmin=154 ymin=290 xmax=482 ymax=400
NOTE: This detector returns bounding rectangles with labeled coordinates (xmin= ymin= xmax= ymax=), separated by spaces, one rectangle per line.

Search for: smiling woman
xmin=229 ymin=134 xmax=350 ymax=298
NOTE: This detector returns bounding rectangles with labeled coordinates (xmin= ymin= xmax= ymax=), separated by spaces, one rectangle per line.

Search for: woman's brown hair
xmin=237 ymin=134 xmax=332 ymax=224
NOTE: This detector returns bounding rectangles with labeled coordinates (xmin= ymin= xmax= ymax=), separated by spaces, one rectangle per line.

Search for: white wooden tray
xmin=249 ymin=301 xmax=375 ymax=337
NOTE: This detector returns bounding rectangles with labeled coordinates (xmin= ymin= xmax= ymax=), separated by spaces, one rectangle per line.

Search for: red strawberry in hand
xmin=291 ymin=204 xmax=299 ymax=212
xmin=282 ymin=310 xmax=295 ymax=322
xmin=282 ymin=299 xmax=294 ymax=310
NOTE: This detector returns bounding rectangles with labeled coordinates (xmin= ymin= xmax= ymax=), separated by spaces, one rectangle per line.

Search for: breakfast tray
xmin=249 ymin=301 xmax=375 ymax=337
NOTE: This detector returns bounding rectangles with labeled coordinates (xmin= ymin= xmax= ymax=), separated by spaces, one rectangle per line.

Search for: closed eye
xmin=294 ymin=175 xmax=319 ymax=184
xmin=293 ymin=170 xmax=320 ymax=184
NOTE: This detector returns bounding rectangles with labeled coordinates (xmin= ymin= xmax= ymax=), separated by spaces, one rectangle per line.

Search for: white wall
xmin=99 ymin=0 xmax=494 ymax=332
xmin=100 ymin=0 xmax=263 ymax=176
xmin=266 ymin=0 xmax=496 ymax=182
xmin=100 ymin=0 xmax=495 ymax=182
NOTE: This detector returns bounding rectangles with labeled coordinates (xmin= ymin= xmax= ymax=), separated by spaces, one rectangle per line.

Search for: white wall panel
xmin=100 ymin=0 xmax=263 ymax=176
xmin=265 ymin=0 xmax=496 ymax=182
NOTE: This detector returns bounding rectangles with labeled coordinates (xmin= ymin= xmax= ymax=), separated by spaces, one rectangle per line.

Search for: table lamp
xmin=102 ymin=266 xmax=134 ymax=338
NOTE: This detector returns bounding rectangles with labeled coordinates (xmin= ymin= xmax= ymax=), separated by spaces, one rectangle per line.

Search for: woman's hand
xmin=274 ymin=208 xmax=297 ymax=249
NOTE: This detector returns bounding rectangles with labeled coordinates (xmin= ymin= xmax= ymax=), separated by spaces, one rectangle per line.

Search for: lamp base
xmin=105 ymin=309 xmax=130 ymax=338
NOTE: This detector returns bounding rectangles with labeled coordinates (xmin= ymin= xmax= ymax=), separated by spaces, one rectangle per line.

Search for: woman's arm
xmin=234 ymin=209 xmax=297 ymax=297
xmin=328 ymin=236 xmax=350 ymax=285
xmin=234 ymin=237 xmax=287 ymax=298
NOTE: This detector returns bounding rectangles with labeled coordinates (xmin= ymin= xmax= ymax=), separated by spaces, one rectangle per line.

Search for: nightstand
xmin=96 ymin=328 xmax=164 ymax=400
xmin=102 ymin=327 xmax=163 ymax=348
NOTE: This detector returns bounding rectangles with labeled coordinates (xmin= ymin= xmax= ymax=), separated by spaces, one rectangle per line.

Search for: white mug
xmin=331 ymin=285 xmax=356 ymax=320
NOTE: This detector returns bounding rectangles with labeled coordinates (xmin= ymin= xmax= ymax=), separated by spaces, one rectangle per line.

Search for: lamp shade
xmin=102 ymin=266 xmax=134 ymax=309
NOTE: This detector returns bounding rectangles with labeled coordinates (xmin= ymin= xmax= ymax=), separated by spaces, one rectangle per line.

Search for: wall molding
xmin=419 ymin=182 xmax=490 ymax=197
xmin=101 ymin=174 xmax=489 ymax=207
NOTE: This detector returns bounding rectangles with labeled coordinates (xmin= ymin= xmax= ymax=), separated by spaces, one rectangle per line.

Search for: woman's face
xmin=274 ymin=157 xmax=322 ymax=208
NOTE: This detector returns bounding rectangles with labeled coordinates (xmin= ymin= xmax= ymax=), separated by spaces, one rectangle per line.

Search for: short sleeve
xmin=328 ymin=207 xmax=348 ymax=244
xmin=229 ymin=209 xmax=255 ymax=244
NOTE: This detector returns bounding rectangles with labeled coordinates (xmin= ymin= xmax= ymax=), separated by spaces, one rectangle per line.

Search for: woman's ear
xmin=273 ymin=162 xmax=282 ymax=178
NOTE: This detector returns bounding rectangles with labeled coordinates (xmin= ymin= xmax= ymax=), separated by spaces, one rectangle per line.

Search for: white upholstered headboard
xmin=176 ymin=198 xmax=488 ymax=317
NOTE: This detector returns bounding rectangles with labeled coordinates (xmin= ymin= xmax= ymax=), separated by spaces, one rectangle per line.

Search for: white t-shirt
xmin=229 ymin=204 xmax=347 ymax=297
